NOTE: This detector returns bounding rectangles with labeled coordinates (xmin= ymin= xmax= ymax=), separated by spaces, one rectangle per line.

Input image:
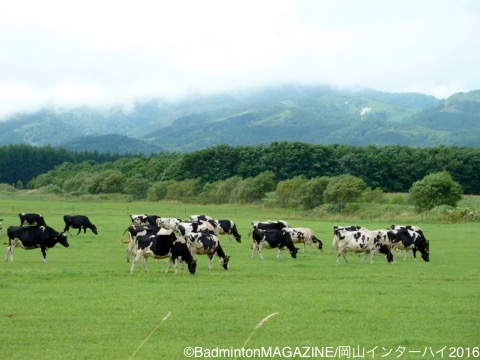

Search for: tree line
xmin=0 ymin=144 xmax=132 ymax=187
xmin=17 ymin=142 xmax=478 ymax=198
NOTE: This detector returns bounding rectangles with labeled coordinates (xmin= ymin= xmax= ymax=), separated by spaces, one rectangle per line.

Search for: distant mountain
xmin=62 ymin=134 xmax=166 ymax=154
xmin=0 ymin=85 xmax=478 ymax=153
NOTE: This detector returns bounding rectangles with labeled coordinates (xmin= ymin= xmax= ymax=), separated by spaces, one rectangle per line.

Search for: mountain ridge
xmin=0 ymin=85 xmax=478 ymax=153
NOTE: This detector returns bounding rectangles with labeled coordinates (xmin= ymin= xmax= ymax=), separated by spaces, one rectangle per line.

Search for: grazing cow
xmin=251 ymin=228 xmax=298 ymax=259
xmin=390 ymin=225 xmax=429 ymax=260
xmin=19 ymin=213 xmax=46 ymax=226
xmin=5 ymin=225 xmax=69 ymax=262
xmin=63 ymin=215 xmax=98 ymax=235
xmin=156 ymin=217 xmax=183 ymax=232
xmin=178 ymin=220 xmax=218 ymax=236
xmin=215 ymin=219 xmax=242 ymax=243
xmin=130 ymin=232 xmax=197 ymax=274
xmin=334 ymin=228 xmax=395 ymax=264
xmin=186 ymin=231 xmax=230 ymax=270
xmin=386 ymin=229 xmax=430 ymax=262
xmin=284 ymin=227 xmax=323 ymax=252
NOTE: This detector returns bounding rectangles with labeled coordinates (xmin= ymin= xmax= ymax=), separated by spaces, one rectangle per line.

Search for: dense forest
xmin=6 ymin=143 xmax=478 ymax=197
xmin=0 ymin=144 xmax=128 ymax=186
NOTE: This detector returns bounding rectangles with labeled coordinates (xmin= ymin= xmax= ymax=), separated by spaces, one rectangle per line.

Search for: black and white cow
xmin=251 ymin=228 xmax=298 ymax=259
xmin=129 ymin=214 xmax=160 ymax=226
xmin=19 ymin=213 xmax=46 ymax=226
xmin=130 ymin=231 xmax=197 ymax=274
xmin=124 ymin=224 xmax=157 ymax=262
xmin=156 ymin=217 xmax=183 ymax=232
xmin=284 ymin=227 xmax=323 ymax=252
xmin=390 ymin=225 xmax=429 ymax=259
xmin=190 ymin=214 xmax=213 ymax=222
xmin=215 ymin=219 xmax=242 ymax=243
xmin=63 ymin=215 xmax=98 ymax=235
xmin=252 ymin=220 xmax=290 ymax=231
xmin=185 ymin=231 xmax=230 ymax=270
xmin=331 ymin=225 xmax=367 ymax=253
xmin=178 ymin=220 xmax=218 ymax=236
xmin=386 ymin=229 xmax=430 ymax=262
xmin=334 ymin=227 xmax=395 ymax=264
xmin=5 ymin=225 xmax=69 ymax=262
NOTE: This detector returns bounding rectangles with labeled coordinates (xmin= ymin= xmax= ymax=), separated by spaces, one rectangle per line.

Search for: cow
xmin=123 ymin=224 xmax=165 ymax=262
xmin=130 ymin=231 xmax=197 ymax=274
xmin=19 ymin=213 xmax=46 ymax=226
xmin=185 ymin=231 xmax=230 ymax=270
xmin=215 ymin=219 xmax=242 ymax=243
xmin=156 ymin=217 xmax=183 ymax=232
xmin=331 ymin=225 xmax=367 ymax=253
xmin=63 ymin=215 xmax=98 ymax=235
xmin=284 ymin=227 xmax=323 ymax=252
xmin=386 ymin=229 xmax=430 ymax=262
xmin=334 ymin=228 xmax=395 ymax=264
xmin=390 ymin=225 xmax=429 ymax=260
xmin=252 ymin=220 xmax=290 ymax=231
xmin=190 ymin=214 xmax=213 ymax=222
xmin=5 ymin=225 xmax=69 ymax=262
xmin=129 ymin=214 xmax=160 ymax=226
xmin=251 ymin=228 xmax=298 ymax=259
xmin=178 ymin=220 xmax=218 ymax=236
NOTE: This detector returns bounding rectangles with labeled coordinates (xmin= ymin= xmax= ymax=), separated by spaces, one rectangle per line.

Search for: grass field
xmin=0 ymin=195 xmax=478 ymax=359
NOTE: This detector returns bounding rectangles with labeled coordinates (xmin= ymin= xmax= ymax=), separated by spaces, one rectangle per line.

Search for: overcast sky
xmin=1 ymin=0 xmax=479 ymax=118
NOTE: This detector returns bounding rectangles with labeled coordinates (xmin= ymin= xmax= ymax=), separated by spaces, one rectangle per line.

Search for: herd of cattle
xmin=2 ymin=212 xmax=430 ymax=273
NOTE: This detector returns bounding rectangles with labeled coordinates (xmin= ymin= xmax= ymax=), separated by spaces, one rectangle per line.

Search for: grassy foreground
xmin=0 ymin=196 xmax=478 ymax=359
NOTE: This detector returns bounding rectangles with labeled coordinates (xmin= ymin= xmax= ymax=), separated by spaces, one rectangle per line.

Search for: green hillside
xmin=0 ymin=85 xmax=478 ymax=153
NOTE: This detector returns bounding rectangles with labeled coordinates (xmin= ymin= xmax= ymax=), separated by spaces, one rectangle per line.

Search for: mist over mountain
xmin=0 ymin=85 xmax=478 ymax=153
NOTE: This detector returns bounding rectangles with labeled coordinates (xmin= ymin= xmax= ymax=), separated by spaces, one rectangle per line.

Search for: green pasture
xmin=0 ymin=196 xmax=478 ymax=359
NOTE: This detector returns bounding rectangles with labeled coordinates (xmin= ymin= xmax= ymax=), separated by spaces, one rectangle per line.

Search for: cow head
xmin=187 ymin=259 xmax=197 ymax=274
xmin=91 ymin=224 xmax=98 ymax=235
xmin=378 ymin=244 xmax=395 ymax=264
xmin=313 ymin=237 xmax=323 ymax=251
xmin=234 ymin=233 xmax=242 ymax=243
xmin=221 ymin=255 xmax=230 ymax=270
xmin=290 ymin=247 xmax=299 ymax=258
xmin=418 ymin=240 xmax=430 ymax=262
xmin=58 ymin=233 xmax=70 ymax=248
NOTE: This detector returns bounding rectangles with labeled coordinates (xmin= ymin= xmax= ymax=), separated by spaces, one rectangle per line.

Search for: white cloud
xmin=0 ymin=0 xmax=479 ymax=118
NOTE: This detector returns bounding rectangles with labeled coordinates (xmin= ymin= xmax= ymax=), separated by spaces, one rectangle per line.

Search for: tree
xmin=275 ymin=176 xmax=307 ymax=207
xmin=298 ymin=176 xmax=331 ymax=209
xmin=409 ymin=171 xmax=463 ymax=211
xmin=323 ymin=174 xmax=367 ymax=211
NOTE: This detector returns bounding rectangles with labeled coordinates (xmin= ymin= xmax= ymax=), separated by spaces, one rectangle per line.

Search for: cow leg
xmin=76 ymin=228 xmax=82 ymax=235
xmin=173 ymin=259 xmax=181 ymax=275
xmin=276 ymin=249 xmax=283 ymax=259
xmin=165 ymin=259 xmax=173 ymax=274
xmin=251 ymin=242 xmax=257 ymax=258
xmin=130 ymin=252 xmax=143 ymax=273
xmin=41 ymin=246 xmax=47 ymax=263
xmin=412 ymin=249 xmax=418 ymax=262
xmin=141 ymin=256 xmax=149 ymax=272
xmin=5 ymin=245 xmax=13 ymax=262
xmin=208 ymin=255 xmax=214 ymax=271
xmin=258 ymin=244 xmax=265 ymax=260
xmin=337 ymin=251 xmax=348 ymax=264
